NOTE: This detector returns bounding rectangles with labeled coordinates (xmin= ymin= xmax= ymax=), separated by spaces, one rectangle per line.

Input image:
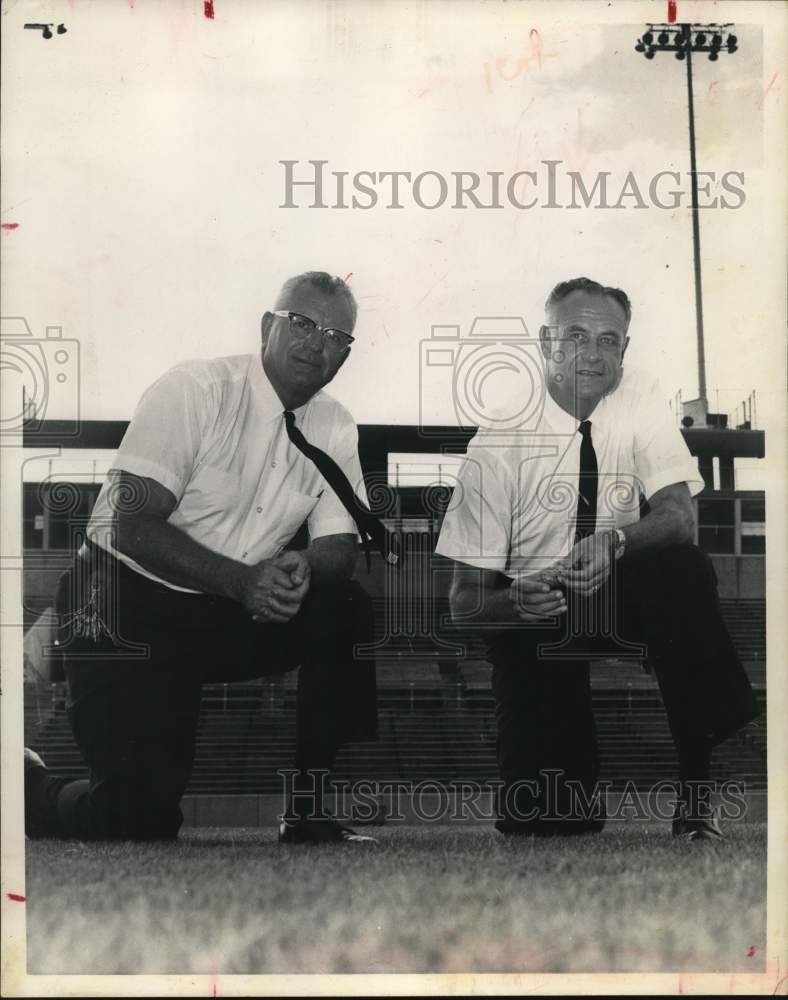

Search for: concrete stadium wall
xmin=25 ymin=565 xmax=63 ymax=606
xmin=710 ymin=555 xmax=765 ymax=599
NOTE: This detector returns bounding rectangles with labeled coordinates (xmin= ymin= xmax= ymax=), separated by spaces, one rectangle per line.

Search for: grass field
xmin=24 ymin=823 xmax=766 ymax=976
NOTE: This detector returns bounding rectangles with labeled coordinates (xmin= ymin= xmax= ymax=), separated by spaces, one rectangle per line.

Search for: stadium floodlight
xmin=633 ymin=21 xmax=738 ymax=418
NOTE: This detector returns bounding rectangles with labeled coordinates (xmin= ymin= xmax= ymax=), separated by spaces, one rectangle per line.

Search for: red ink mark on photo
xmin=529 ymin=29 xmax=543 ymax=72
xmin=484 ymin=31 xmax=558 ymax=94
xmin=1 ymin=223 xmax=20 ymax=230
xmin=668 ymin=0 xmax=677 ymax=23
xmin=502 ymin=56 xmax=531 ymax=82
xmin=758 ymin=71 xmax=780 ymax=109
xmin=747 ymin=945 xmax=758 ymax=958
xmin=204 ymin=0 xmax=215 ymax=19
xmin=344 ymin=272 xmax=353 ymax=282
xmin=7 ymin=893 xmax=26 ymax=902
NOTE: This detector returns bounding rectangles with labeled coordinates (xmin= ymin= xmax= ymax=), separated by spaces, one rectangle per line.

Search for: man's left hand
xmin=554 ymin=531 xmax=615 ymax=597
xmin=250 ymin=550 xmax=311 ymax=623
xmin=274 ymin=549 xmax=311 ymax=592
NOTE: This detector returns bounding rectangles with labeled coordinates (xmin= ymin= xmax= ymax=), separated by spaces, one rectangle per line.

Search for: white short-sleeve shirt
xmin=88 ymin=354 xmax=365 ymax=592
xmin=435 ymin=365 xmax=704 ymax=578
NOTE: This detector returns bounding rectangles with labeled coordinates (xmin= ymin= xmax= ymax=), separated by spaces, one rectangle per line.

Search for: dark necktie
xmin=574 ymin=419 xmax=598 ymax=542
xmin=283 ymin=410 xmax=400 ymax=570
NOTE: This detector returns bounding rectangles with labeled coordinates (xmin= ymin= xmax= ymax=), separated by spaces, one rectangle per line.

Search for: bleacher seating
xmin=24 ymin=678 xmax=766 ymax=794
xmin=719 ymin=598 xmax=766 ymax=677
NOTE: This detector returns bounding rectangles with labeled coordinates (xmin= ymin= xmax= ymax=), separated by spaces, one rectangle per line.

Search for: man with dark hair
xmin=26 ymin=271 xmax=380 ymax=844
xmin=546 ymin=276 xmax=632 ymax=326
xmin=436 ymin=276 xmax=758 ymax=839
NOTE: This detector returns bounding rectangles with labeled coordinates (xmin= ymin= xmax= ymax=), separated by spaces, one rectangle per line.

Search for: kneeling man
xmin=26 ymin=271 xmax=378 ymax=844
xmin=436 ymin=277 xmax=758 ymax=840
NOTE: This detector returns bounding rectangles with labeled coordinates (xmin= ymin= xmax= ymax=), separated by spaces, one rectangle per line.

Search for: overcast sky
xmin=2 ymin=0 xmax=785 ymax=490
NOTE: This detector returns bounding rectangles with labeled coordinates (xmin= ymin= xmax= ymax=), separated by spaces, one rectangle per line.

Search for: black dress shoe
xmin=671 ymin=801 xmax=724 ymax=842
xmin=278 ymin=816 xmax=378 ymax=845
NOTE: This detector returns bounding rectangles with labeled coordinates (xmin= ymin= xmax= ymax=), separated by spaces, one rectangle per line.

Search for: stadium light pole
xmin=635 ymin=22 xmax=738 ymax=418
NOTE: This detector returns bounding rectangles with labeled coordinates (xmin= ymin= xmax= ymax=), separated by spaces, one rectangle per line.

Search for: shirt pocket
xmin=272 ymin=490 xmax=322 ymax=549
xmin=185 ymin=466 xmax=240 ymax=516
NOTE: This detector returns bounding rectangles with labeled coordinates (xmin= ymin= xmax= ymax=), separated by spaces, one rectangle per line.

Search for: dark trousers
xmin=42 ymin=555 xmax=377 ymax=841
xmin=488 ymin=545 xmax=759 ymax=834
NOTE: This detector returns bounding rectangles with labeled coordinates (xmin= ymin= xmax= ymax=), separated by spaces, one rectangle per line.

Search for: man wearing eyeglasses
xmin=26 ymin=272 xmax=380 ymax=845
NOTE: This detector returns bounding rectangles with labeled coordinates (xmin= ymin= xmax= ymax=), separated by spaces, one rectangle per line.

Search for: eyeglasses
xmin=272 ymin=310 xmax=354 ymax=353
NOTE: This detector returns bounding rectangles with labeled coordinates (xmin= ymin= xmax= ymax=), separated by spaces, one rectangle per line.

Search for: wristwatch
xmin=611 ymin=528 xmax=626 ymax=560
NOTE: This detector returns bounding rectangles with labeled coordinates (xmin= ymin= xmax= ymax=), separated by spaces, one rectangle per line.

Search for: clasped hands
xmin=508 ymin=530 xmax=615 ymax=622
xmin=238 ymin=550 xmax=311 ymax=624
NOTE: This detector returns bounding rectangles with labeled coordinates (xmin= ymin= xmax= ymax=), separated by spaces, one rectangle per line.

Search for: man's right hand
xmin=508 ymin=575 xmax=567 ymax=622
xmin=237 ymin=551 xmax=311 ymax=623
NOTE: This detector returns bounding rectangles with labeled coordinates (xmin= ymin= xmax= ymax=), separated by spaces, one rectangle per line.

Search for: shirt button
xmin=256 ymin=506 xmax=262 ymax=513
xmin=271 ymin=461 xmax=277 ymax=468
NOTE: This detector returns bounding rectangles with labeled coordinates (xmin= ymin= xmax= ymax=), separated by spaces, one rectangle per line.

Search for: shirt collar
xmin=541 ymin=384 xmax=582 ymax=434
xmin=248 ymin=354 xmax=314 ymax=425
xmin=539 ymin=378 xmax=621 ymax=434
